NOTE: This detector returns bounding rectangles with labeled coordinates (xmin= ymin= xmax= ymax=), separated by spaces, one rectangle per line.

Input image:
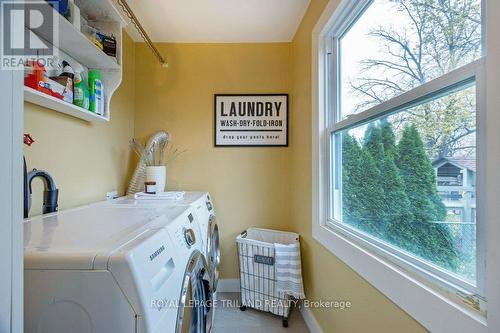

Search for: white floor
xmin=213 ymin=292 xmax=310 ymax=333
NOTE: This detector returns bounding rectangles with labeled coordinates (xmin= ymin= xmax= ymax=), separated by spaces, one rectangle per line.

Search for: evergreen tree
xmin=357 ymin=149 xmax=385 ymax=233
xmin=342 ymin=133 xmax=385 ymax=237
xmin=343 ymin=124 xmax=458 ymax=270
xmin=394 ymin=125 xmax=458 ymax=269
xmin=381 ymin=153 xmax=413 ymax=226
xmin=342 ymin=134 xmax=364 ymax=223
xmin=380 ymin=121 xmax=397 ymax=156
xmin=397 ymin=125 xmax=445 ymax=222
xmin=363 ymin=124 xmax=385 ymax=169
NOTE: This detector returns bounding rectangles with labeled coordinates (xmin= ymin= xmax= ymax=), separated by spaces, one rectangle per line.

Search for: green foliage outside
xmin=342 ymin=123 xmax=459 ymax=270
xmin=340 ymin=0 xmax=480 ymax=279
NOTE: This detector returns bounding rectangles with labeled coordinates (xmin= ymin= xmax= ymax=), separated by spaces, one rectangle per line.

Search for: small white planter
xmin=145 ymin=166 xmax=166 ymax=192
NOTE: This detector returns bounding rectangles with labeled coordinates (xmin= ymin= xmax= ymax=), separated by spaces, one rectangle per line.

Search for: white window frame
xmin=312 ymin=1 xmax=500 ymax=332
xmin=329 ymin=23 xmax=484 ymax=296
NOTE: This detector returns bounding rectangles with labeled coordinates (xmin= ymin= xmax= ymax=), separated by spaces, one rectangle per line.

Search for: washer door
xmin=206 ymin=215 xmax=220 ymax=292
xmin=176 ymin=250 xmax=214 ymax=333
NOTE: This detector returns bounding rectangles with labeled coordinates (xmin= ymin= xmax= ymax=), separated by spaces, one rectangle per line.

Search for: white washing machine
xmin=108 ymin=192 xmax=220 ymax=292
xmin=178 ymin=193 xmax=220 ymax=292
xmin=164 ymin=209 xmax=214 ymax=333
xmin=24 ymin=203 xmax=213 ymax=333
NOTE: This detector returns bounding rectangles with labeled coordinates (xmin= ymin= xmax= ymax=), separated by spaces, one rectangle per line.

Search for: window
xmin=328 ymin=0 xmax=483 ymax=300
xmin=339 ymin=0 xmax=482 ymax=119
xmin=334 ymin=84 xmax=477 ymax=283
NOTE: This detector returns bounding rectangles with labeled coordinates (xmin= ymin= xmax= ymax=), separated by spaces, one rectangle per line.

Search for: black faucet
xmin=24 ymin=157 xmax=59 ymax=218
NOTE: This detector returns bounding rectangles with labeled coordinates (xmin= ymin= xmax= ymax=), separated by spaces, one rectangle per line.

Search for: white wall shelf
xmin=24 ymin=0 xmax=126 ymax=122
xmin=76 ymin=0 xmax=126 ymax=25
xmin=34 ymin=1 xmax=120 ymax=70
xmin=24 ymin=86 xmax=108 ymax=122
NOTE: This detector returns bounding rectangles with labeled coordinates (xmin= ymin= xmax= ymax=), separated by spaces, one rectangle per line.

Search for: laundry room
xmin=2 ymin=0 xmax=500 ymax=333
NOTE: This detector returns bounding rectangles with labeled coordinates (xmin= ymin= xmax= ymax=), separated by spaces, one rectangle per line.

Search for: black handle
xmin=43 ymin=189 xmax=58 ymax=214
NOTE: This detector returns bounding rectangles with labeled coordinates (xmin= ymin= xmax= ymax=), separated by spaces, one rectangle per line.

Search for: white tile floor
xmin=213 ymin=292 xmax=310 ymax=333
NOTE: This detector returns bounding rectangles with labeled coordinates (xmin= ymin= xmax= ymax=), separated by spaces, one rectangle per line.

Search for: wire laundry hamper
xmin=236 ymin=228 xmax=300 ymax=328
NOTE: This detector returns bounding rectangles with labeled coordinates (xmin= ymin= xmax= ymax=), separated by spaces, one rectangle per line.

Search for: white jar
xmin=145 ymin=166 xmax=166 ymax=193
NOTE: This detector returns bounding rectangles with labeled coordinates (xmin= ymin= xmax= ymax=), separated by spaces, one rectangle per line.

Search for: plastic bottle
xmin=61 ymin=61 xmax=74 ymax=78
xmin=60 ymin=61 xmax=74 ymax=95
xmin=73 ymin=71 xmax=89 ymax=109
xmin=88 ymin=70 xmax=104 ymax=115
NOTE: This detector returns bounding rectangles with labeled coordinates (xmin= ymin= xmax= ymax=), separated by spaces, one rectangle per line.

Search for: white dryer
xmin=108 ymin=192 xmax=220 ymax=292
xmin=163 ymin=208 xmax=214 ymax=333
xmin=24 ymin=203 xmax=213 ymax=333
xmin=177 ymin=193 xmax=220 ymax=292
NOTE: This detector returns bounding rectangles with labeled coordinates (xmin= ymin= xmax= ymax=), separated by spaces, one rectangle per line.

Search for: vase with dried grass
xmin=128 ymin=132 xmax=186 ymax=194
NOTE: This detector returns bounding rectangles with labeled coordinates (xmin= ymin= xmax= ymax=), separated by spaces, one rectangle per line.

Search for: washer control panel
xmin=183 ymin=228 xmax=196 ymax=248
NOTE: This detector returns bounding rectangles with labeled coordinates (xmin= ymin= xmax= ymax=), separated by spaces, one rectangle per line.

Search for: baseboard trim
xmin=217 ymin=278 xmax=240 ymax=292
xmin=299 ymin=305 xmax=324 ymax=333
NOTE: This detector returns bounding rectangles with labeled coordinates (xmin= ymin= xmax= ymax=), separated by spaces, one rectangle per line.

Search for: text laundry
xmin=220 ymin=101 xmax=282 ymax=117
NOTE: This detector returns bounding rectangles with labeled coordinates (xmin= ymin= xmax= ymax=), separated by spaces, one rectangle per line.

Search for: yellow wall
xmin=134 ymin=43 xmax=292 ymax=278
xmin=22 ymin=11 xmax=429 ymax=332
xmin=288 ymin=1 xmax=427 ymax=332
xmin=133 ymin=24 xmax=427 ymax=330
xmin=23 ymin=31 xmax=136 ymax=216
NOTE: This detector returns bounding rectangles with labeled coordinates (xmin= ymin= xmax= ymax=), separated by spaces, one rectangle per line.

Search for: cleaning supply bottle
xmin=60 ymin=61 xmax=74 ymax=102
xmin=88 ymin=70 xmax=104 ymax=115
xmin=73 ymin=71 xmax=89 ymax=109
xmin=61 ymin=61 xmax=74 ymax=77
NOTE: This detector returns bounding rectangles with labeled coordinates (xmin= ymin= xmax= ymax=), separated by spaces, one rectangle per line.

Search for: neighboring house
xmin=432 ymin=158 xmax=476 ymax=223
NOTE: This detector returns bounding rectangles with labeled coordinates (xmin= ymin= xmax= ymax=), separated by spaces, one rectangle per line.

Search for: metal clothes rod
xmin=117 ymin=0 xmax=168 ymax=67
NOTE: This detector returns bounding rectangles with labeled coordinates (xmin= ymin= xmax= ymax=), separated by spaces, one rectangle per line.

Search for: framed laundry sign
xmin=214 ymin=94 xmax=288 ymax=147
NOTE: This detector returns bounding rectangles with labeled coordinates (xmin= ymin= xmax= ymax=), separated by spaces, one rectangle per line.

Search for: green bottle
xmin=88 ymin=70 xmax=104 ymax=115
xmin=73 ymin=71 xmax=89 ymax=110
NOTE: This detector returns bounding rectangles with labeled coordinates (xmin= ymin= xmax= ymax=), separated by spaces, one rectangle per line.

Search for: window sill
xmin=326 ymin=219 xmax=478 ymax=294
xmin=312 ymin=220 xmax=487 ymax=332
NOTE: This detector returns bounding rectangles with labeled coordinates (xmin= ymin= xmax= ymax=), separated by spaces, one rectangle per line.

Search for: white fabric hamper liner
xmin=236 ymin=228 xmax=302 ymax=326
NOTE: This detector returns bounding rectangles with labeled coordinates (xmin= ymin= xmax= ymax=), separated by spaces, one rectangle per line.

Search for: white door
xmin=0 ymin=1 xmax=24 ymax=329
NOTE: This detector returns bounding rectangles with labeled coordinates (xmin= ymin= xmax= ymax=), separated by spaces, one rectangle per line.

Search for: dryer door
xmin=176 ymin=251 xmax=214 ymax=333
xmin=206 ymin=215 xmax=220 ymax=292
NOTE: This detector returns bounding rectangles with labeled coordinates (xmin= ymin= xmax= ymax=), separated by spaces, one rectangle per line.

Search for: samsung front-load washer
xmin=24 ymin=202 xmax=209 ymax=333
xmin=107 ymin=192 xmax=221 ymax=292
xmin=175 ymin=250 xmax=213 ymax=333
xmin=180 ymin=193 xmax=220 ymax=292
xmin=162 ymin=206 xmax=214 ymax=333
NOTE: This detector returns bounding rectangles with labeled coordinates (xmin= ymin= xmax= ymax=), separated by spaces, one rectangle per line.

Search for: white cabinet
xmin=24 ymin=0 xmax=126 ymax=122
